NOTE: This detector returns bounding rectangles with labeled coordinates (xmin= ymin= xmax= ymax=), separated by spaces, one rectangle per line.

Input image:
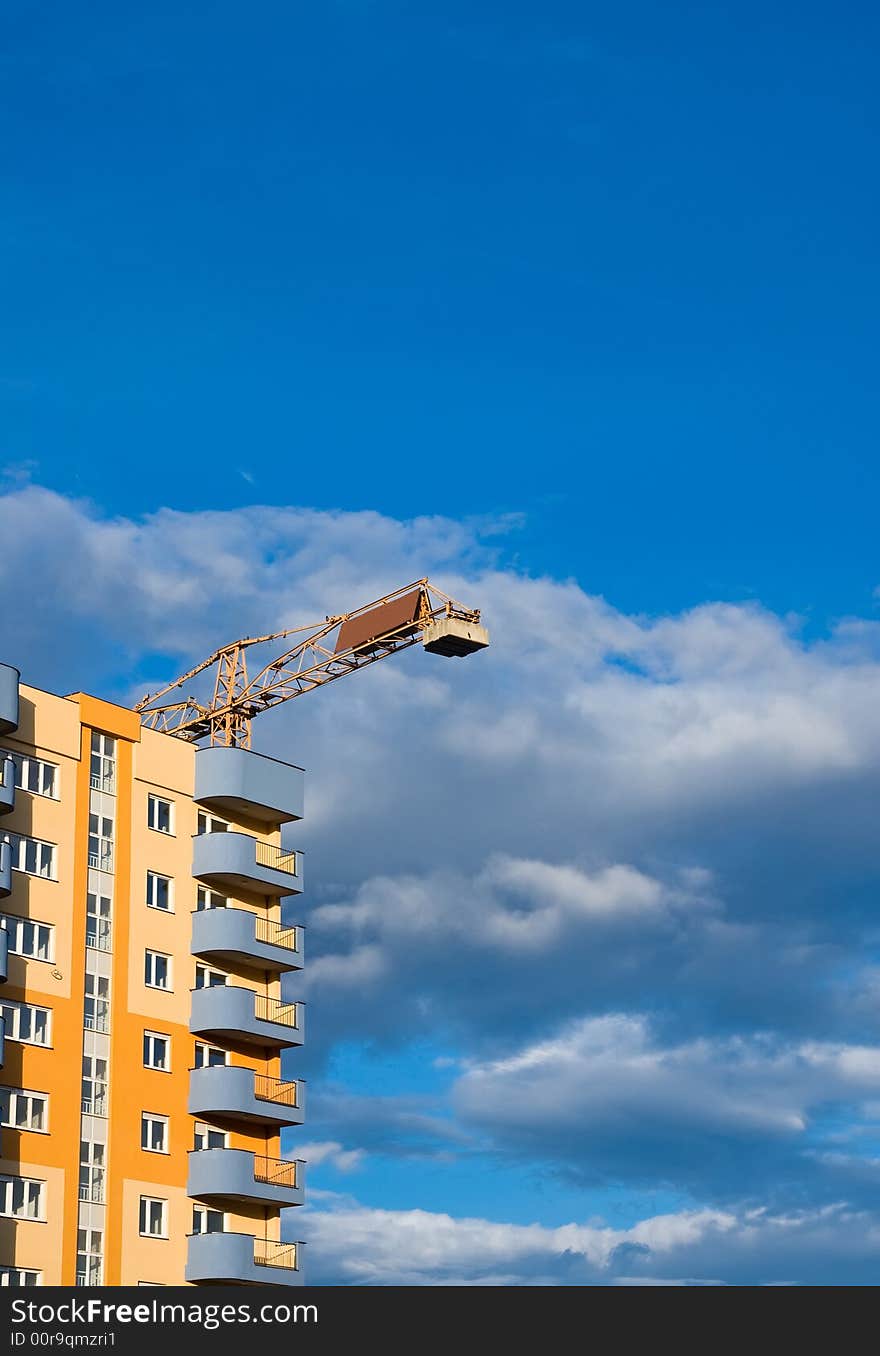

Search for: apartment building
xmin=0 ymin=661 xmax=306 ymax=1286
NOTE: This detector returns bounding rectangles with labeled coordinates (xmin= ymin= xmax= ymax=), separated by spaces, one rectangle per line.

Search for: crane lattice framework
xmin=135 ymin=578 xmax=489 ymax=748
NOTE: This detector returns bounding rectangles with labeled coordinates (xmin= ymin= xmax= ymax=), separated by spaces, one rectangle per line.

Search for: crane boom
xmin=135 ymin=579 xmax=488 ymax=747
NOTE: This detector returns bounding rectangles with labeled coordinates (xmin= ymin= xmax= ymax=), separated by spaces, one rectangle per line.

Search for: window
xmin=0 ymin=1175 xmax=44 ymax=1221
xmin=143 ymin=1031 xmax=170 ymax=1071
xmin=90 ymin=733 xmax=116 ymax=794
xmin=193 ymin=1122 xmax=228 ymax=1151
xmin=0 ymin=1086 xmax=48 ymax=1132
xmin=194 ymin=1041 xmax=227 ymax=1069
xmin=144 ymin=949 xmax=171 ymax=990
xmin=1 ymin=913 xmax=53 ymax=963
xmin=79 ymin=1140 xmax=105 ymax=1204
xmin=141 ymin=1112 xmax=169 ymax=1154
xmin=192 ymin=1205 xmax=224 ymax=1235
xmin=147 ymin=795 xmax=174 ymax=834
xmin=88 ymin=813 xmax=114 ymax=872
xmin=83 ymin=971 xmax=110 ymax=1033
xmin=139 ymin=1196 xmax=167 ymax=1238
xmin=0 ymin=831 xmax=56 ymax=880
xmin=0 ymin=1267 xmax=41 ymax=1287
xmin=196 ymin=886 xmax=227 ymax=911
xmin=146 ymin=871 xmax=173 ymax=912
xmin=194 ymin=963 xmax=226 ymax=990
xmin=76 ymin=1228 xmax=102 ymax=1287
xmin=81 ymin=1055 xmax=108 ymax=1117
xmin=86 ymin=892 xmax=112 ymax=952
xmin=1 ymin=749 xmax=58 ymax=800
xmin=197 ymin=812 xmax=228 ymax=835
xmin=0 ymin=998 xmax=51 ymax=1047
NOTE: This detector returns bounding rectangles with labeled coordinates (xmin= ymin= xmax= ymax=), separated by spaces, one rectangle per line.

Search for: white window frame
xmin=0 ymin=998 xmax=51 ymax=1047
xmin=83 ymin=971 xmax=110 ymax=1034
xmin=139 ymin=1196 xmax=168 ymax=1239
xmin=191 ymin=1204 xmax=225 ymax=1235
xmin=90 ymin=732 xmax=116 ymax=794
xmin=143 ymin=1031 xmax=170 ymax=1072
xmin=193 ymin=1041 xmax=228 ymax=1069
xmin=0 ymin=912 xmax=54 ymax=963
xmin=141 ymin=1111 xmax=169 ymax=1154
xmin=79 ymin=1140 xmax=106 ymax=1205
xmin=0 ymin=1175 xmax=45 ymax=1221
xmin=88 ymin=813 xmax=114 ymax=872
xmin=81 ymin=1053 xmax=108 ymax=1117
xmin=0 ymin=1086 xmax=48 ymax=1133
xmin=76 ymin=1227 xmax=103 ymax=1287
xmin=0 ymin=1267 xmax=41 ymax=1286
xmin=144 ymin=949 xmax=171 ymax=991
xmin=147 ymin=795 xmax=174 ymax=835
xmin=196 ymin=886 xmax=227 ymax=910
xmin=86 ymin=891 xmax=112 ymax=952
xmin=146 ymin=871 xmax=174 ymax=913
xmin=0 ymin=831 xmax=56 ymax=881
xmin=197 ymin=811 xmax=228 ymax=835
xmin=193 ymin=1121 xmax=229 ymax=1151
xmin=194 ymin=963 xmax=227 ymax=990
xmin=1 ymin=749 xmax=58 ymax=800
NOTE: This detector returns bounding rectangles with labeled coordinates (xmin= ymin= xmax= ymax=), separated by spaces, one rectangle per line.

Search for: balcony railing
xmin=88 ymin=849 xmax=114 ymax=872
xmin=254 ymin=842 xmax=299 ymax=877
xmin=254 ymin=1074 xmax=299 ymax=1108
xmin=253 ymin=1239 xmax=298 ymax=1271
xmin=81 ymin=1096 xmax=107 ymax=1117
xmin=84 ymin=1010 xmax=110 ymax=1034
xmin=78 ymin=1184 xmax=105 ymax=1204
xmin=254 ymin=916 xmax=299 ymax=950
xmin=253 ymin=1156 xmax=300 ymax=1189
xmin=254 ymin=995 xmax=298 ymax=1027
xmin=75 ymin=1271 xmax=103 ymax=1287
xmin=86 ymin=924 xmax=112 ymax=952
xmin=90 ymin=772 xmax=116 ymax=794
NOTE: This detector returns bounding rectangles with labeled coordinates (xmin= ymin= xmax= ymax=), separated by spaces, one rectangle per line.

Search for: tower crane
xmin=135 ymin=578 xmax=489 ymax=748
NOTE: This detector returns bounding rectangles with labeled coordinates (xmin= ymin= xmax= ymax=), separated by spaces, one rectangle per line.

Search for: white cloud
xmin=451 ymin=1015 xmax=880 ymax=1168
xmin=309 ymin=856 xmax=696 ymax=959
xmin=300 ymin=1195 xmax=880 ymax=1285
xmin=296 ymin=1141 xmax=366 ymax=1173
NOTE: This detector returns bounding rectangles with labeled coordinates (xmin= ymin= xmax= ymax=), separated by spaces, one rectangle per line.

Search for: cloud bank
xmin=5 ymin=483 xmax=880 ymax=1282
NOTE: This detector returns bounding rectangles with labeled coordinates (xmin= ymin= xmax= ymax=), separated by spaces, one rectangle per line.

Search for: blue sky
xmin=4 ymin=2 xmax=880 ymax=1283
xmin=4 ymin=0 xmax=880 ymax=622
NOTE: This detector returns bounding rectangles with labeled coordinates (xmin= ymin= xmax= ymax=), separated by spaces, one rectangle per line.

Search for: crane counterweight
xmin=422 ymin=618 xmax=490 ymax=657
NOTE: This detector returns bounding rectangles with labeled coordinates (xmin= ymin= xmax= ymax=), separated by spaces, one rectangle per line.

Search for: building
xmin=0 ymin=661 xmax=306 ymax=1287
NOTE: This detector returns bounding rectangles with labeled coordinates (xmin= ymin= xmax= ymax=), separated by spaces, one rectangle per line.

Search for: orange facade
xmin=0 ymin=672 xmax=305 ymax=1287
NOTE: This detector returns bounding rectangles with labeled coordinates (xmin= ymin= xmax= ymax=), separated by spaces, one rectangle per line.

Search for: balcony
xmin=0 ymin=665 xmax=19 ymax=736
xmin=191 ymin=907 xmax=303 ymax=973
xmin=0 ymin=926 xmax=6 ymax=984
xmin=194 ymin=746 xmax=304 ymax=825
xmin=188 ymin=1065 xmax=305 ymax=1128
xmin=190 ymin=985 xmax=304 ymax=1048
xmin=192 ymin=832 xmax=303 ymax=897
xmin=0 ymin=841 xmax=10 ymax=899
xmin=188 ymin=1148 xmax=304 ymax=1208
xmin=186 ymin=1233 xmax=304 ymax=1286
xmin=0 ymin=756 xmax=14 ymax=816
